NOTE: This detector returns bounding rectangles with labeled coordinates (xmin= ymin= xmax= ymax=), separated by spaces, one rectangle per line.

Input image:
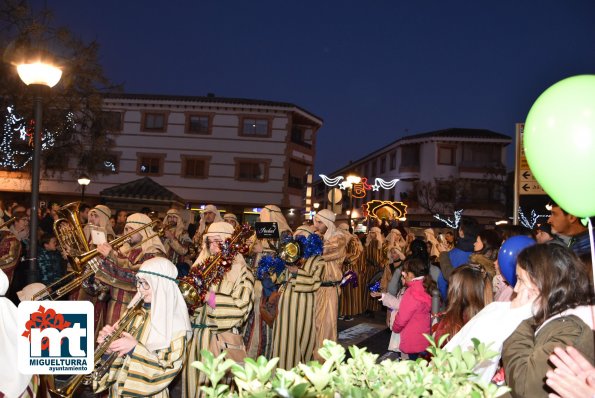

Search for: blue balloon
xmin=498 ymin=236 xmax=536 ymax=287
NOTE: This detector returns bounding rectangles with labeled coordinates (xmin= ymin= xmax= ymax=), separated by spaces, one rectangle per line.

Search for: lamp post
xmin=17 ymin=61 xmax=62 ymax=284
xmin=78 ymin=174 xmax=91 ymax=202
xmin=345 ymin=174 xmax=361 ymax=231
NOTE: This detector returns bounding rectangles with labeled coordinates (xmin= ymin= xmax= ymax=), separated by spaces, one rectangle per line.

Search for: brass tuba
xmin=32 ymin=203 xmax=159 ymax=301
xmin=47 ymin=297 xmax=146 ymax=398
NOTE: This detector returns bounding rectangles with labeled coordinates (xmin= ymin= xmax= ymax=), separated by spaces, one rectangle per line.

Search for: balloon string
xmin=589 ymin=217 xmax=595 ymax=296
xmin=589 ymin=217 xmax=595 ymax=334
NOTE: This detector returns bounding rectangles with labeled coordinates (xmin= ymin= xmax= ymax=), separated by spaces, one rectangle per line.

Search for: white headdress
xmin=259 ymin=205 xmax=292 ymax=235
xmin=163 ymin=208 xmax=185 ymax=237
xmin=366 ymin=226 xmax=385 ymax=247
xmin=130 ymin=257 xmax=191 ymax=351
xmin=126 ymin=213 xmax=166 ymax=255
xmin=197 ymin=205 xmax=223 ymax=235
xmin=314 ymin=209 xmax=337 ymax=242
xmin=87 ymin=204 xmax=115 ymax=239
xmin=294 ymin=224 xmax=315 ymax=238
xmin=194 ymin=221 xmax=235 ymax=266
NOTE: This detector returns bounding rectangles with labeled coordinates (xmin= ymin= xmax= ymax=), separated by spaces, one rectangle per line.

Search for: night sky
xmin=41 ymin=1 xmax=595 ymax=174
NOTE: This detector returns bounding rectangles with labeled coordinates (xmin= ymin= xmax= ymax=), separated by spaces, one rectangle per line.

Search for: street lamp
xmin=345 ymin=174 xmax=361 ymax=230
xmin=17 ymin=60 xmax=62 ymax=284
xmin=78 ymin=174 xmax=91 ymax=202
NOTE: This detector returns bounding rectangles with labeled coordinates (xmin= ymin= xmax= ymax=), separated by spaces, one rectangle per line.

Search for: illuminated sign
xmin=319 ymin=174 xmax=399 ymax=199
xmin=362 ymin=200 xmax=408 ymax=221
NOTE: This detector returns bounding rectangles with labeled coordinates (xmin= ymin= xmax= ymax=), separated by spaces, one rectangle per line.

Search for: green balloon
xmin=524 ymin=75 xmax=595 ymax=218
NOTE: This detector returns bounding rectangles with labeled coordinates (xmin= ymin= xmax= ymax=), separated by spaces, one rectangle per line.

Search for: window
xmin=291 ymin=125 xmax=313 ymax=148
xmin=390 ymin=151 xmax=396 ymax=170
xmin=182 ymin=156 xmax=209 ymax=178
xmin=371 ymin=160 xmax=377 ymax=176
xmin=241 ymin=118 xmax=270 ymax=137
xmin=438 ymin=145 xmax=456 ymax=165
xmin=142 ymin=112 xmax=166 ymax=132
xmin=462 ymin=143 xmax=501 ymax=167
xmin=288 ymin=160 xmax=308 ymax=189
xmin=235 ymin=159 xmax=270 ymax=181
xmin=137 ymin=154 xmax=165 ymax=176
xmin=186 ymin=114 xmax=210 ymax=135
xmin=102 ymin=111 xmax=123 ymax=132
xmin=400 ymin=144 xmax=420 ymax=167
xmin=380 ymin=156 xmax=386 ymax=173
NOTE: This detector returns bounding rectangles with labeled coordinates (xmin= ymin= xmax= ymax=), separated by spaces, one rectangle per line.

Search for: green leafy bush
xmin=191 ymin=336 xmax=510 ymax=398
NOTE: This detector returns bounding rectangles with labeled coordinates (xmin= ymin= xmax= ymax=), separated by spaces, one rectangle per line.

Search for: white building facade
xmin=0 ymin=93 xmax=322 ymax=221
xmin=314 ymin=128 xmax=512 ymax=226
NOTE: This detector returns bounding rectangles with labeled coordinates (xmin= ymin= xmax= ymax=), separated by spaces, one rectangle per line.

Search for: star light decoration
xmin=0 ymin=105 xmax=71 ymax=170
xmin=518 ymin=207 xmax=548 ymax=229
xmin=319 ymin=174 xmax=399 ymax=191
xmin=433 ymin=209 xmax=463 ymax=229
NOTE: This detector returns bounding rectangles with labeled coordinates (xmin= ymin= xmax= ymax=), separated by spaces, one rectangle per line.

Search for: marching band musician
xmin=312 ymin=209 xmax=347 ymax=362
xmin=0 ymin=210 xmax=26 ymax=284
xmin=223 ymin=212 xmax=239 ymax=228
xmin=363 ymin=226 xmax=386 ymax=315
xmin=244 ymin=205 xmax=292 ymax=359
xmin=337 ymin=223 xmax=366 ymax=321
xmin=191 ymin=205 xmax=223 ymax=259
xmin=270 ymin=225 xmax=324 ymax=369
xmin=94 ymin=257 xmax=191 ymax=398
xmin=96 ymin=213 xmax=167 ymax=326
xmin=183 ymin=221 xmax=254 ymax=398
xmin=161 ymin=208 xmax=192 ymax=268
xmin=71 ymin=204 xmax=116 ymax=302
xmin=84 ymin=205 xmax=116 ymax=245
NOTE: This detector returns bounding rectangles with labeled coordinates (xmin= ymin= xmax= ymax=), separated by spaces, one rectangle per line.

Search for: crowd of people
xmin=0 ymin=198 xmax=593 ymax=398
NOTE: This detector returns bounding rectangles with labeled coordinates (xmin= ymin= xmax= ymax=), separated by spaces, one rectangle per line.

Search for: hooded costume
xmin=312 ymin=209 xmax=347 ymax=361
xmin=184 ymin=222 xmax=254 ymax=398
xmin=94 ymin=257 xmax=191 ymax=397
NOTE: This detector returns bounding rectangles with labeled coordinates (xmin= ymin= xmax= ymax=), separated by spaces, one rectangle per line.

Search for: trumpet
xmin=48 ymin=297 xmax=145 ymax=398
xmin=32 ymin=219 xmax=160 ymax=301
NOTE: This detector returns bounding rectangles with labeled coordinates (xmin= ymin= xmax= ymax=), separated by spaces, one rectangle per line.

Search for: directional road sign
xmin=517 ymin=124 xmax=546 ymax=195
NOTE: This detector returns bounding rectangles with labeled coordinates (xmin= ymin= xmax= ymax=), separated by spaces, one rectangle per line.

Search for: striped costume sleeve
xmin=209 ymin=266 xmax=255 ymax=331
xmin=117 ymin=332 xmax=187 ymax=396
xmin=292 ymin=256 xmax=324 ymax=293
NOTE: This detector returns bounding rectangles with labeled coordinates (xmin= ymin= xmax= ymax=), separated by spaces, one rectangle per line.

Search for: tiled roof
xmin=399 ymin=128 xmax=511 ymax=141
xmin=102 ymin=92 xmax=323 ymax=123
xmin=100 ymin=177 xmax=183 ymax=202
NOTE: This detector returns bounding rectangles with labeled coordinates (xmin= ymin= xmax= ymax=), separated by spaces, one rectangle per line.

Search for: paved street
xmin=337 ymin=309 xmax=398 ymax=361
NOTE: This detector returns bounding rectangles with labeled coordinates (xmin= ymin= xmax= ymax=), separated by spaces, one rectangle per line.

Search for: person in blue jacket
xmin=437 ymin=217 xmax=481 ymax=301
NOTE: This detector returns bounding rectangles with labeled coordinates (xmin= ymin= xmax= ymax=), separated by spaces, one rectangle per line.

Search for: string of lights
xmin=433 ymin=209 xmax=463 ymax=228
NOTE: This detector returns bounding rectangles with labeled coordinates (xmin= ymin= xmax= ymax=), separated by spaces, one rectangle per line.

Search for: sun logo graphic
xmin=17 ymin=301 xmax=94 ymax=374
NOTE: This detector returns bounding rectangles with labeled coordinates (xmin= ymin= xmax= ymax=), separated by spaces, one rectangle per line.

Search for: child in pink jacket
xmin=392 ymin=257 xmax=435 ymax=359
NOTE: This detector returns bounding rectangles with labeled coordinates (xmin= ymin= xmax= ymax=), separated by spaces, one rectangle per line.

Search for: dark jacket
xmin=502 ymin=312 xmax=594 ymax=398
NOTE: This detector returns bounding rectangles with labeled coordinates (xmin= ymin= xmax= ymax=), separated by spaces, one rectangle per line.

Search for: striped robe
xmin=363 ymin=239 xmax=385 ymax=312
xmin=183 ymin=258 xmax=255 ymax=398
xmin=99 ymin=251 xmax=163 ymax=326
xmin=339 ymin=234 xmax=365 ymax=317
xmin=313 ymin=233 xmax=347 ymax=362
xmin=94 ymin=307 xmax=187 ymax=397
xmin=271 ymin=255 xmax=324 ymax=369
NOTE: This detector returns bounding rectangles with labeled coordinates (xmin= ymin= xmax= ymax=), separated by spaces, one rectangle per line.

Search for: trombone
xmin=32 ymin=219 xmax=160 ymax=301
xmin=0 ymin=216 xmax=16 ymax=230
